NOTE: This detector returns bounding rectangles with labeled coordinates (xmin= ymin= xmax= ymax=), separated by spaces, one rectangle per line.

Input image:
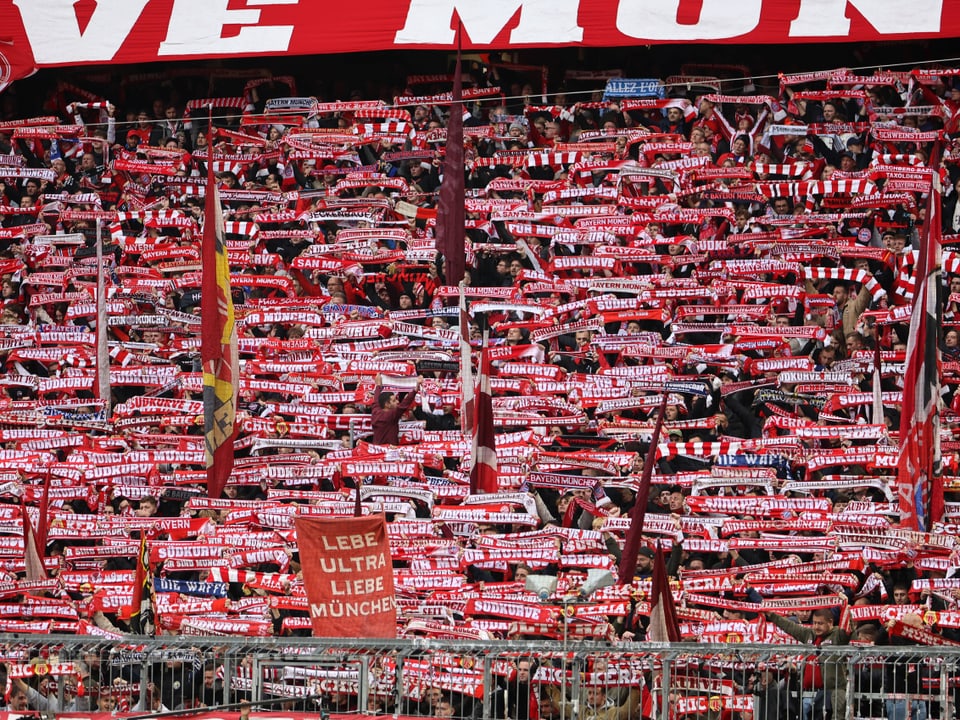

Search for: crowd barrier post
xmin=220 ymin=650 xmax=234 ymax=708
xmin=659 ymin=649 xmax=670 ymax=720
xmin=481 ymin=653 xmax=494 ymax=720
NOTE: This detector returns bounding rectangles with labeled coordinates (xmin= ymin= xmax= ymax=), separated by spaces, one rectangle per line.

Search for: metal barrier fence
xmin=1 ymin=635 xmax=956 ymax=719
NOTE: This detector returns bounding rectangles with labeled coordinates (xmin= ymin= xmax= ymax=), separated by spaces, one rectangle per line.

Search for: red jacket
xmin=371 ymin=386 xmax=416 ymax=445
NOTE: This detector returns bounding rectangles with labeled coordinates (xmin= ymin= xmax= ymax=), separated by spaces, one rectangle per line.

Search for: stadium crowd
xmin=0 ymin=56 xmax=958 ymax=717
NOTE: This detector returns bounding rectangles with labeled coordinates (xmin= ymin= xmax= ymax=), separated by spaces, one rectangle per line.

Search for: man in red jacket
xmin=372 ymin=374 xmax=421 ymax=445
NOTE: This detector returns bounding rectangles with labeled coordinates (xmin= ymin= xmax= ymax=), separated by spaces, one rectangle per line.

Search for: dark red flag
xmin=618 ymin=394 xmax=668 ymax=583
xmin=436 ymin=27 xmax=465 ymax=286
xmin=37 ymin=470 xmax=49 ymax=553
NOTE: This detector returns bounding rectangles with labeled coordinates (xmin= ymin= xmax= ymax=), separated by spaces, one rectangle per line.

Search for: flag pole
xmin=459 ymin=280 xmax=474 ymax=435
xmin=95 ymin=218 xmax=111 ymax=418
xmin=872 ymin=334 xmax=883 ymax=425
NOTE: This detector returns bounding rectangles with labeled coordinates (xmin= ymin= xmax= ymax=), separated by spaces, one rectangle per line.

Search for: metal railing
xmin=1 ymin=635 xmax=956 ymax=719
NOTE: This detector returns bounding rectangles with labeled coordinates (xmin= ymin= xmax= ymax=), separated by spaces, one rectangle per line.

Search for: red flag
xmin=470 ymin=347 xmax=498 ymax=494
xmin=618 ymin=394 xmax=668 ymax=583
xmin=0 ymin=37 xmax=38 ymax=95
xmin=897 ymin=153 xmax=943 ymax=531
xmin=648 ymin=542 xmax=680 ymax=642
xmin=436 ymin=25 xmax=466 ymax=286
xmin=202 ymin=113 xmax=239 ymax=499
xmin=21 ymin=504 xmax=45 ymax=582
xmin=295 ymin=514 xmax=396 ymax=638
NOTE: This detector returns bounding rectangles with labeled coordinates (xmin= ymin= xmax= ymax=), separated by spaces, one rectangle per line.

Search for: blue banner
xmin=154 ymin=578 xmax=229 ymax=598
xmin=603 ymin=78 xmax=665 ymax=100
xmin=664 ymin=380 xmax=709 ymax=397
xmin=716 ymin=453 xmax=794 ymax=479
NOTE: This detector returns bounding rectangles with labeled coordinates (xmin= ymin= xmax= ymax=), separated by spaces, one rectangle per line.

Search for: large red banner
xmin=294 ymin=514 xmax=397 ymax=638
xmin=1 ymin=0 xmax=959 ymax=90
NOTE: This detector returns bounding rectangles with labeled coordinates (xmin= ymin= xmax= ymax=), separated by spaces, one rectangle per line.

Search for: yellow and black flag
xmin=201 ymin=116 xmax=238 ymax=499
xmin=130 ymin=529 xmax=154 ymax=635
